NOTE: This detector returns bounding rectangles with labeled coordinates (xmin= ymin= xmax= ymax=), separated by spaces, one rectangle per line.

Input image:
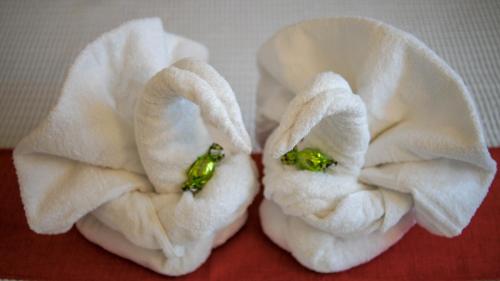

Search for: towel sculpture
xmin=256 ymin=17 xmax=497 ymax=273
xmin=14 ymin=18 xmax=258 ymax=276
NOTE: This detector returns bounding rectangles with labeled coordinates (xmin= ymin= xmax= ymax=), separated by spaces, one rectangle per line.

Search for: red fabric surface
xmin=0 ymin=149 xmax=499 ymax=281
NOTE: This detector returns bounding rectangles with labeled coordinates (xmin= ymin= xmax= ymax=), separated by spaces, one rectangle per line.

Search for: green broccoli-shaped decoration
xmin=281 ymin=146 xmax=336 ymax=172
xmin=182 ymin=143 xmax=224 ymax=194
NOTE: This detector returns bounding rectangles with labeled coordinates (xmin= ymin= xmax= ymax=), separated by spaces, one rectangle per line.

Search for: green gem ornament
xmin=280 ymin=147 xmax=337 ymax=172
xmin=182 ymin=143 xmax=225 ymax=194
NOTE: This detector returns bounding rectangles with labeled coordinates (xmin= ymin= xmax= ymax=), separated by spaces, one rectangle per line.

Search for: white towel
xmin=257 ymin=17 xmax=497 ymax=273
xmin=14 ymin=18 xmax=258 ymax=276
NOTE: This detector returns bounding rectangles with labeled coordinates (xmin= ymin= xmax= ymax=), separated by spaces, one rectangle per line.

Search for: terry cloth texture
xmin=13 ymin=18 xmax=258 ymax=276
xmin=256 ymin=17 xmax=497 ymax=273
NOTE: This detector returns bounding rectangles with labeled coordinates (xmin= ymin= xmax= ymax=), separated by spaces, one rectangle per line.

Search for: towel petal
xmin=263 ymin=72 xmax=410 ymax=238
xmin=13 ymin=18 xmax=204 ymax=233
xmin=14 ymin=18 xmax=258 ymax=276
xmin=257 ymin=17 xmax=496 ymax=273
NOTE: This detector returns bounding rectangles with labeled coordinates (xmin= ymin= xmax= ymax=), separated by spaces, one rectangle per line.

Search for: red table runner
xmin=1 ymin=149 xmax=499 ymax=280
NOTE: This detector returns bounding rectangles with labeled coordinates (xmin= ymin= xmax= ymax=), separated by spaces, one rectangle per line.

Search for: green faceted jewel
xmin=280 ymin=146 xmax=337 ymax=172
xmin=182 ymin=143 xmax=225 ymax=194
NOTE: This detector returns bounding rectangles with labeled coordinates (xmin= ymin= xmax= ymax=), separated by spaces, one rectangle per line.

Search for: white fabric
xmin=14 ymin=18 xmax=258 ymax=276
xmin=2 ymin=0 xmax=500 ymax=149
xmin=257 ymin=17 xmax=497 ymax=273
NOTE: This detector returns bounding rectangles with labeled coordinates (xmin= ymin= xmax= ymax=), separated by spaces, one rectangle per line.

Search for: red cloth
xmin=0 ymin=149 xmax=498 ymax=280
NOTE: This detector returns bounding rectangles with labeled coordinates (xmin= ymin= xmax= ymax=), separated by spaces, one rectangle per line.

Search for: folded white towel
xmin=14 ymin=18 xmax=258 ymax=276
xmin=257 ymin=17 xmax=496 ymax=273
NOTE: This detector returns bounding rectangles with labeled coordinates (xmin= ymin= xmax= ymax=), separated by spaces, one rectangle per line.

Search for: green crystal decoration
xmin=182 ymin=143 xmax=224 ymax=194
xmin=280 ymin=146 xmax=336 ymax=172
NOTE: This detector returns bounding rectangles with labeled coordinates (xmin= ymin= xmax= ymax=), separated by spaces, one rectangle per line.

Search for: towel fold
xmin=257 ymin=17 xmax=496 ymax=273
xmin=14 ymin=18 xmax=258 ymax=276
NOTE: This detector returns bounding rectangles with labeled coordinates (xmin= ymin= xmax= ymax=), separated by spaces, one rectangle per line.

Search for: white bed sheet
xmin=0 ymin=0 xmax=499 ymax=148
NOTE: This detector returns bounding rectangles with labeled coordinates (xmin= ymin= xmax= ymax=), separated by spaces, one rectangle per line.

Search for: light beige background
xmin=1 ymin=0 xmax=499 ymax=148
